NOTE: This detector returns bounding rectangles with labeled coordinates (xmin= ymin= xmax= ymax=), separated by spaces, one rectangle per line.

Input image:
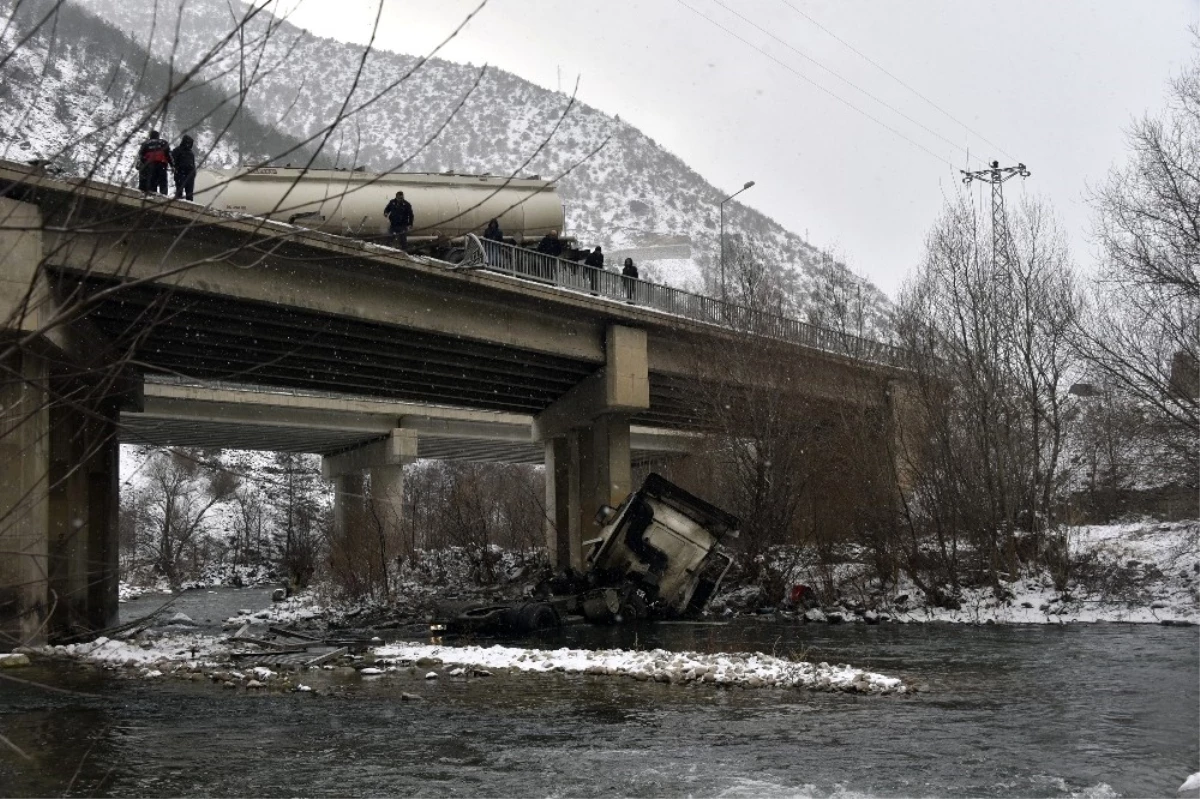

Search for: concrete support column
xmin=0 ymin=350 xmax=50 ymax=645
xmin=46 ymin=394 xmax=119 ymax=635
xmin=544 ymin=434 xmax=580 ymax=571
xmin=324 ymin=429 xmax=418 ymax=561
xmin=333 ymin=472 xmax=365 ymax=541
xmin=368 ymin=463 xmax=405 ymax=552
xmin=85 ymin=400 xmax=120 ymax=633
xmin=578 ymin=414 xmax=632 ymax=548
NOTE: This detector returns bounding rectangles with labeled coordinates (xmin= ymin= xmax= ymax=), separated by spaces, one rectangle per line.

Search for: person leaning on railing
xmin=622 ymin=257 xmax=638 ymax=303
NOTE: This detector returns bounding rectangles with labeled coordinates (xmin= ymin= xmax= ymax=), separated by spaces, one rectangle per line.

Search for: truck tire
xmin=619 ymin=592 xmax=648 ymax=621
xmin=509 ymin=602 xmax=559 ymax=633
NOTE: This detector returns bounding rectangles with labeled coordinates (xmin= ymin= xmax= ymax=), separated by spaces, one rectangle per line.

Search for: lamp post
xmin=719 ymin=180 xmax=755 ymax=302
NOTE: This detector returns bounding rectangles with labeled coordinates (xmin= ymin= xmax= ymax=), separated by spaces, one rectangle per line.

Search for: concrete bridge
xmin=0 ymin=159 xmax=911 ymax=644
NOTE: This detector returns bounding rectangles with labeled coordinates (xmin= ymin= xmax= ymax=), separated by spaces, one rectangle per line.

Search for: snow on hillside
xmin=0 ymin=0 xmax=321 ymax=185
xmin=63 ymin=0 xmax=892 ymax=334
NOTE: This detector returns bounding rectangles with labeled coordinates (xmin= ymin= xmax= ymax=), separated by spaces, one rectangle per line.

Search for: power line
xmin=707 ymin=0 xmax=981 ymax=165
xmin=777 ymin=0 xmax=1018 ymax=163
xmin=673 ymin=0 xmax=958 ymax=169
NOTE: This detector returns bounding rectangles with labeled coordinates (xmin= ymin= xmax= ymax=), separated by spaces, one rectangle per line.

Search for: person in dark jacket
xmin=483 ymin=218 xmax=503 ymax=242
xmin=383 ymin=191 xmax=415 ymax=248
xmin=583 ymin=246 xmax=604 ymax=294
xmin=137 ymin=130 xmax=173 ymax=195
xmin=622 ymin=257 xmax=639 ymax=303
xmin=171 ymin=134 xmax=197 ymax=201
xmin=536 ymin=229 xmax=563 ymax=257
xmin=584 ymin=245 xmax=604 ymax=269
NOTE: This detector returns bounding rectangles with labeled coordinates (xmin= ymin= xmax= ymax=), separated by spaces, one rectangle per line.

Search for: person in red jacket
xmin=137 ymin=130 xmax=173 ymax=195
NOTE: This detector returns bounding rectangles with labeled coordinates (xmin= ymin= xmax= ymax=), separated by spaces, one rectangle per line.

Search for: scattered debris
xmin=227 ymin=625 xmax=364 ymax=669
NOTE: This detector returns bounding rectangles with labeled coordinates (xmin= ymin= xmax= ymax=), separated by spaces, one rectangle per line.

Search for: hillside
xmin=0 ymin=0 xmax=324 ymax=185
xmin=3 ymin=0 xmax=891 ymax=335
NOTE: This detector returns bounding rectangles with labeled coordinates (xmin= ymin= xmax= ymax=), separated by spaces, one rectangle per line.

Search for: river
xmin=1 ymin=589 xmax=1196 ymax=797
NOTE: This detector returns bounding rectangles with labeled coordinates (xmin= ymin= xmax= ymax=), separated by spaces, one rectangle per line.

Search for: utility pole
xmin=960 ymin=160 xmax=1030 ymax=271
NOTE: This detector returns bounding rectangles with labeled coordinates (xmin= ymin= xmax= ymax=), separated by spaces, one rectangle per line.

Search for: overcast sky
xmin=278 ymin=0 xmax=1197 ymax=296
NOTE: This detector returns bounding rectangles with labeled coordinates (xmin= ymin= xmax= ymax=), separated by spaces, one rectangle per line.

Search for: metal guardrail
xmin=462 ymin=235 xmax=908 ymax=368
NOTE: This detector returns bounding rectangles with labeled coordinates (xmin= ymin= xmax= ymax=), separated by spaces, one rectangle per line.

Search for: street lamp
xmin=719 ymin=180 xmax=755 ymax=302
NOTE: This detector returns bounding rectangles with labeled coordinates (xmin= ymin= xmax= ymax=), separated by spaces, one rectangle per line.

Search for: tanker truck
xmin=192 ymin=167 xmax=566 ymax=256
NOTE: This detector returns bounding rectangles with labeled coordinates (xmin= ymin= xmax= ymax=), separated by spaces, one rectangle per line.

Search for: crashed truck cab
xmin=576 ymin=472 xmax=739 ymax=622
xmin=430 ymin=474 xmax=739 ymax=635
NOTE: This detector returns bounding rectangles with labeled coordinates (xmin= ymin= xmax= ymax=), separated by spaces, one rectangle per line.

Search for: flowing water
xmin=2 ymin=589 xmax=1196 ymax=797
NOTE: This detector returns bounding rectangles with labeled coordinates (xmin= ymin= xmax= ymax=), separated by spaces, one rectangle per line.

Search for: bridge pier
xmin=537 ymin=326 xmax=648 ymax=571
xmin=368 ymin=464 xmax=406 ymax=544
xmin=0 ymin=351 xmax=121 ymax=645
xmin=323 ymin=429 xmax=417 ymax=561
xmin=332 ymin=473 xmax=365 ymax=542
xmin=0 ymin=350 xmax=51 ymax=645
xmin=1 ymin=198 xmax=122 ymax=644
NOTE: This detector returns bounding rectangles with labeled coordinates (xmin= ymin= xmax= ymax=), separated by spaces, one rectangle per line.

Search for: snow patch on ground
xmin=36 ymin=633 xmax=230 ymax=670
xmin=889 ymin=521 xmax=1198 ymax=625
xmin=373 ymin=642 xmax=905 ymax=694
xmin=734 ymin=520 xmax=1199 ymax=626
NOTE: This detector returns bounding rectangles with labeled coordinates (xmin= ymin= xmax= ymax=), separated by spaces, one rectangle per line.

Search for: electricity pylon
xmin=960 ymin=160 xmax=1030 ymax=272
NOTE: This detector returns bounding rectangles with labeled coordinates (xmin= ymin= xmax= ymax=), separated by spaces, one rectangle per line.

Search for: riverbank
xmin=215 ymin=519 xmax=1199 ymax=631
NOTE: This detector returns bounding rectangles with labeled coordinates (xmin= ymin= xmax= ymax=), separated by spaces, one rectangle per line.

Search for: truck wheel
xmin=511 ymin=602 xmax=559 ymax=633
xmin=619 ymin=592 xmax=648 ymax=621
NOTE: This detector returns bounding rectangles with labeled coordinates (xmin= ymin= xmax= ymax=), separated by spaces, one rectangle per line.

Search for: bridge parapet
xmin=462 ymin=235 xmax=907 ymax=369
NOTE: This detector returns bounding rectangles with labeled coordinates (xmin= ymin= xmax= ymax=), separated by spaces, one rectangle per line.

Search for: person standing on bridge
xmin=622 ymin=257 xmax=639 ymax=303
xmin=483 ymin=218 xmax=503 ymax=242
xmin=171 ymin=133 xmax=197 ymax=201
xmin=384 ymin=191 xmax=415 ymax=248
xmin=584 ymin=245 xmax=605 ymax=295
xmin=136 ymin=129 xmax=173 ymax=195
xmin=536 ymin=229 xmax=563 ymax=257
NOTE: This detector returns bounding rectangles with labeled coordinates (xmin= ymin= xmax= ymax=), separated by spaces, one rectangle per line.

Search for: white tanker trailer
xmin=193 ymin=167 xmax=566 ymax=252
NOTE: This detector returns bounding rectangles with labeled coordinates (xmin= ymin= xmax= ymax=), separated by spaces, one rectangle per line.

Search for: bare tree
xmin=1080 ymin=47 xmax=1199 ymax=474
xmin=685 ymin=240 xmax=894 ymax=604
xmin=895 ymin=193 xmax=1079 ymax=597
xmin=262 ymin=451 xmax=325 ymax=591
xmin=129 ymin=447 xmax=234 ymax=587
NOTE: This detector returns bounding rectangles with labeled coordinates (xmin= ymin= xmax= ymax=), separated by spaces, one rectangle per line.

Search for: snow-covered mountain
xmin=2 ymin=0 xmax=890 ymax=335
xmin=0 ymin=0 xmax=325 ymax=185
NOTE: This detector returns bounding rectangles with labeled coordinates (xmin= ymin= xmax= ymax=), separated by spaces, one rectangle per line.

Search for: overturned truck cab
xmin=431 ymin=474 xmax=740 ymax=635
